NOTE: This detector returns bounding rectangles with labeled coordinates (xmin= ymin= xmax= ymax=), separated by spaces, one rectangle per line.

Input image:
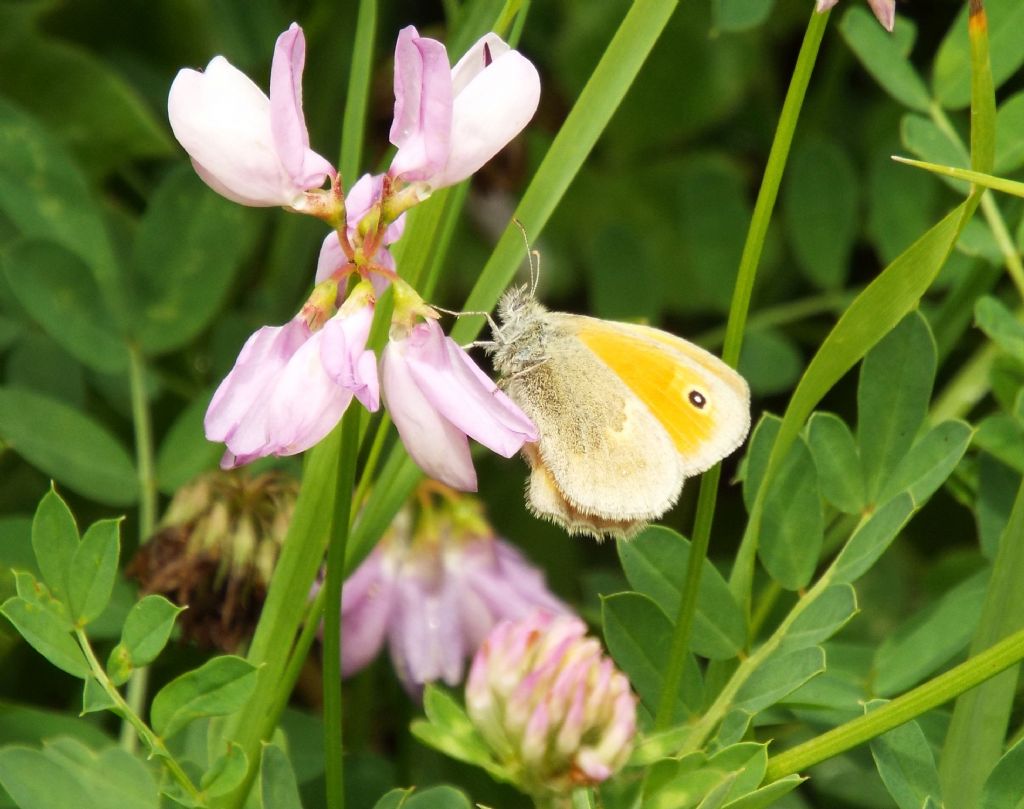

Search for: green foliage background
xmin=0 ymin=0 xmax=1023 ymax=807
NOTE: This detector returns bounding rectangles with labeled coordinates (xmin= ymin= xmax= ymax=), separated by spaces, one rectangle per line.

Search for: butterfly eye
xmin=688 ymin=390 xmax=707 ymax=409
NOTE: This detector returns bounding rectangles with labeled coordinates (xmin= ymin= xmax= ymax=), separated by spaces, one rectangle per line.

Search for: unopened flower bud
xmin=466 ymin=612 xmax=637 ymax=797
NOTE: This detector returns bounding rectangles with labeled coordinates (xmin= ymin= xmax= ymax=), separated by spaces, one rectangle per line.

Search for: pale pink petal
xmin=270 ymin=23 xmax=335 ymax=188
xmin=344 ymin=173 xmax=406 ymax=245
xmin=315 ymin=232 xmax=348 ymax=283
xmin=449 ymin=33 xmax=511 ymax=96
xmin=319 ymin=305 xmax=380 ymax=412
xmin=264 ymin=329 xmax=355 ymax=456
xmin=340 ymin=552 xmax=397 ymax=676
xmin=389 ymin=27 xmax=454 ymax=182
xmin=430 ymin=49 xmax=540 ymax=188
xmin=205 ymin=319 xmax=311 ymax=451
xmin=815 ymin=0 xmax=838 ymax=9
xmin=403 ymin=320 xmax=536 ymax=457
xmin=389 ymin=569 xmax=465 ymax=692
xmin=169 ymin=58 xmax=298 ymax=206
xmin=867 ymin=0 xmax=895 ymax=30
xmin=381 ymin=337 xmax=478 ymax=490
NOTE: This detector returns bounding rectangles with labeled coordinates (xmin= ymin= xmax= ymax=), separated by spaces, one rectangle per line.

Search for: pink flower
xmin=815 ymin=0 xmax=894 ymax=31
xmin=466 ymin=612 xmax=637 ymax=795
xmin=380 ymin=319 xmax=537 ymax=491
xmin=168 ymin=23 xmax=335 ymax=207
xmin=388 ymin=27 xmax=540 ymax=191
xmin=338 ymin=527 xmax=569 ymax=693
xmin=205 ymin=295 xmax=378 ymax=468
xmin=315 ymin=173 xmax=407 ymax=286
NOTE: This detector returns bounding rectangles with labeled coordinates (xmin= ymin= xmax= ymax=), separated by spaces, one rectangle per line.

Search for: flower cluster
xmin=332 ymin=485 xmax=569 ymax=695
xmin=169 ymin=23 xmax=540 ymax=489
xmin=466 ymin=611 xmax=637 ymax=796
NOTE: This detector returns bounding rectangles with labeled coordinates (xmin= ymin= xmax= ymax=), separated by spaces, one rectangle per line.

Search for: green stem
xmin=764 ymin=624 xmax=1024 ymax=781
xmin=122 ymin=344 xmax=158 ymax=753
xmin=351 ymin=413 xmax=391 ymax=515
xmin=654 ymin=6 xmax=829 ymax=731
xmin=75 ymin=628 xmax=202 ymax=803
xmin=931 ymin=340 xmax=998 ymax=421
xmin=726 ymin=6 xmax=830 ymax=614
xmin=323 ymin=409 xmax=361 ymax=809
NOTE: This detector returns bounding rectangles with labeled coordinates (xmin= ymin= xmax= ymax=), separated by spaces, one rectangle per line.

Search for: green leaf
xmin=933 ymin=0 xmax=1024 ymax=110
xmin=31 ymin=486 xmax=79 ymax=602
xmin=783 ymin=138 xmax=859 ymax=288
xmin=878 ymin=420 xmax=973 ymax=505
xmin=151 ymin=655 xmax=258 ymax=739
xmin=411 ymin=685 xmax=506 ymax=779
xmin=839 ymin=8 xmax=930 ymax=111
xmin=734 ymin=647 xmax=826 ymax=714
xmin=873 ymin=569 xmax=988 ymax=696
xmin=743 ymin=414 xmax=781 ymax=511
xmin=832 ymin=494 xmax=917 ymax=583
xmin=13 ymin=570 xmax=71 ymax=629
xmin=866 ymin=700 xmax=942 ymax=809
xmin=602 ymin=592 xmax=703 ymax=721
xmin=807 ymin=413 xmax=865 ymax=514
xmin=618 ymin=526 xmax=745 ymax=659
xmin=155 ymin=390 xmax=221 ymax=494
xmin=706 ymin=743 xmax=767 ymax=803
xmin=0 ymin=19 xmax=172 ymax=177
xmin=1 ymin=596 xmax=88 ymax=677
xmin=404 ymin=786 xmax=473 ymax=809
xmin=976 ymin=295 xmax=1024 ymax=362
xmin=371 ymin=789 xmax=413 ymax=809
xmin=0 ymin=387 xmax=138 ymax=505
xmin=868 ymin=146 xmax=941 ymax=264
xmin=980 ymin=735 xmax=1024 ymax=809
xmin=6 ymin=331 xmax=87 ymax=406
xmin=711 ymin=0 xmax=774 ymax=32
xmin=132 ymin=169 xmax=260 ymax=356
xmin=81 ymin=677 xmax=116 ymax=716
xmin=780 ymin=584 xmax=859 ymax=652
xmin=977 ymin=455 xmax=1020 ymax=560
xmin=201 ymin=742 xmax=247 ymax=798
xmin=2 ymin=239 xmax=128 ymax=373
xmin=901 ymin=114 xmax=969 ymax=193
xmin=110 ymin=594 xmax=183 ymax=682
xmin=721 ymin=775 xmax=806 ymax=809
xmin=67 ymin=519 xmax=120 ymax=626
xmin=758 ymin=437 xmax=823 ymax=590
xmin=737 ymin=328 xmax=803 ymax=397
xmin=0 ymin=741 xmax=159 ymax=809
xmin=857 ymin=312 xmax=936 ymax=502
xmin=995 ymin=91 xmax=1024 ymax=173
xmin=260 ymin=744 xmax=303 ymax=809
xmin=974 ymin=415 xmax=1024 ymax=474
xmin=0 ymin=100 xmax=123 ymax=321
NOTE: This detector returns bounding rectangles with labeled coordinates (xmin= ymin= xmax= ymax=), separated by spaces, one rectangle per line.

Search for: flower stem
xmin=323 ymin=407 xmax=361 ymax=809
xmin=653 ymin=6 xmax=829 ymax=732
xmin=339 ymin=0 xmax=377 ymax=184
xmin=122 ymin=343 xmax=158 ymax=753
xmin=764 ymin=624 xmax=1024 ymax=781
xmin=75 ymin=627 xmax=202 ymax=803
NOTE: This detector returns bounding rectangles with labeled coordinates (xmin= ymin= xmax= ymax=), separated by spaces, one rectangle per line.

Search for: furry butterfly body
xmin=489 ymin=285 xmax=751 ymax=540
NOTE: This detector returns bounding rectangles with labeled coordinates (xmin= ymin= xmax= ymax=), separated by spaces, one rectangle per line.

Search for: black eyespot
xmin=688 ymin=390 xmax=707 ymax=409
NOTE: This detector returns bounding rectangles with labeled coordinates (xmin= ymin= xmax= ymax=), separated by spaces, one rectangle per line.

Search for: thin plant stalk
xmin=323 ymin=407 xmax=362 ymax=809
xmin=653 ymin=6 xmax=830 ymax=730
xmin=121 ymin=343 xmax=159 ymax=752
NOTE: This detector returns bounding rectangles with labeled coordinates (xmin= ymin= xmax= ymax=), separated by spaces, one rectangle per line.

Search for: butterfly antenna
xmin=511 ymin=218 xmax=540 ymax=296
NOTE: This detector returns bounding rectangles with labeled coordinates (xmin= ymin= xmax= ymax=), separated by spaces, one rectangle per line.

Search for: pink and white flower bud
xmin=381 ymin=319 xmax=537 ymax=491
xmin=388 ymin=27 xmax=540 ymax=192
xmin=466 ymin=612 xmax=637 ymax=795
xmin=168 ymin=23 xmax=336 ymax=208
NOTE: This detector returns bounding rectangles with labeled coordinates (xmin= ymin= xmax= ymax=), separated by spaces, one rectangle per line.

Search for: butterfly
xmin=487 ymin=283 xmax=751 ymax=540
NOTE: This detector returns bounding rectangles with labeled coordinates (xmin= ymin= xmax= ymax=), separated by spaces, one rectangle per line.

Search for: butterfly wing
xmin=504 ymin=327 xmax=686 ymax=527
xmin=562 ymin=315 xmax=751 ymax=476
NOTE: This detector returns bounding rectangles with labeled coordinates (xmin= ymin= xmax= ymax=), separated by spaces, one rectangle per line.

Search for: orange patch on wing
xmin=577 ymin=325 xmax=715 ymax=456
